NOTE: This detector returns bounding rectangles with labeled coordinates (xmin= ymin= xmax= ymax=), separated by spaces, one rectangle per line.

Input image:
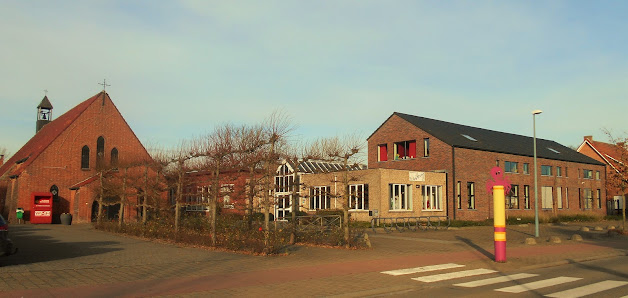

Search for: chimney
xmin=584 ymin=136 xmax=593 ymax=142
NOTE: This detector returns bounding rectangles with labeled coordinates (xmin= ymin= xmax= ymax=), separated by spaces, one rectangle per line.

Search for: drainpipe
xmin=452 ymin=146 xmax=456 ymax=220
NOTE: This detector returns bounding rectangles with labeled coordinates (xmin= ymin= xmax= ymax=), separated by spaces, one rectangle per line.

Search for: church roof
xmin=0 ymin=92 xmax=107 ymax=178
xmin=37 ymin=95 xmax=53 ymax=109
xmin=370 ymin=112 xmax=603 ymax=166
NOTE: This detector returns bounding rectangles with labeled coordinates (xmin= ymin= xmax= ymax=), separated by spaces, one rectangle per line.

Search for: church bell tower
xmin=36 ymin=95 xmax=53 ymax=133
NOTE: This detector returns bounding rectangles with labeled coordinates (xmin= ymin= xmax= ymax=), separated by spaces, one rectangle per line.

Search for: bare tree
xmin=282 ymin=141 xmax=320 ymax=244
xmin=260 ymin=111 xmax=293 ymax=251
xmin=196 ymin=124 xmax=238 ymax=247
xmin=604 ymin=129 xmax=628 ymax=231
xmin=312 ymin=134 xmax=365 ymax=248
xmin=154 ymin=141 xmax=195 ymax=232
xmin=234 ymin=124 xmax=267 ymax=229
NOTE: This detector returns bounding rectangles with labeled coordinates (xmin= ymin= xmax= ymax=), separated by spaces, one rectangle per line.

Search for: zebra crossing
xmin=381 ymin=263 xmax=628 ymax=297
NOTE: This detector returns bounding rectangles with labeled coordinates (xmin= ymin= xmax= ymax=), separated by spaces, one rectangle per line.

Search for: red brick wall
xmin=368 ymin=114 xmax=607 ymax=221
xmin=453 ymin=148 xmax=606 ymax=221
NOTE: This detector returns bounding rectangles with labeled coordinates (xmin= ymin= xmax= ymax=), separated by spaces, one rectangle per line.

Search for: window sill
xmin=422 ymin=209 xmax=443 ymax=212
xmin=389 ymin=210 xmax=413 ymax=212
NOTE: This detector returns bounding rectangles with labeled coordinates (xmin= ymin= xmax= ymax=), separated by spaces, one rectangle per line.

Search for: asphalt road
xmin=377 ymin=256 xmax=628 ymax=297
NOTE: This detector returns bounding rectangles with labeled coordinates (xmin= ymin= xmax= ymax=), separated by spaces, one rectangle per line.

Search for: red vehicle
xmin=0 ymin=214 xmax=16 ymax=257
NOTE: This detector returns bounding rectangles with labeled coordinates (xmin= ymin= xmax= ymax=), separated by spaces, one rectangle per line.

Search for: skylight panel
xmin=547 ymin=147 xmax=561 ymax=154
xmin=461 ymin=134 xmax=477 ymax=142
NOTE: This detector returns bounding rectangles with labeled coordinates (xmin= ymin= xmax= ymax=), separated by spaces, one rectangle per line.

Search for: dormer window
xmin=394 ymin=140 xmax=416 ymax=160
xmin=461 ymin=134 xmax=477 ymax=141
xmin=547 ymin=147 xmax=560 ymax=154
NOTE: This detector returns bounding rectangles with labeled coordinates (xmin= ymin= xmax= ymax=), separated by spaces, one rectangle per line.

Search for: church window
xmin=97 ymin=136 xmax=105 ymax=168
xmin=81 ymin=146 xmax=90 ymax=169
xmin=111 ymin=148 xmax=119 ymax=168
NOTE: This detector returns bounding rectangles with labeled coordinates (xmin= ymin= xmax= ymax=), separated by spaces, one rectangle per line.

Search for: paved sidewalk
xmin=0 ymin=220 xmax=626 ymax=297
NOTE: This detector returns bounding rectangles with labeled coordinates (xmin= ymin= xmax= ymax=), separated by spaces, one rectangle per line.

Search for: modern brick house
xmin=0 ymin=92 xmax=154 ymax=223
xmin=368 ymin=112 xmax=606 ymax=221
xmin=577 ymin=136 xmax=627 ymax=214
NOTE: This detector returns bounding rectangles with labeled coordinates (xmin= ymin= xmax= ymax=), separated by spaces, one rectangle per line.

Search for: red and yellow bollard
xmin=493 ymin=185 xmax=506 ymax=262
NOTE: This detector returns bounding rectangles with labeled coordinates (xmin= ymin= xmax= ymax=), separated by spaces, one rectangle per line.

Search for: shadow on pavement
xmin=455 ymin=236 xmax=494 ymax=260
xmin=567 ymin=257 xmax=628 ymax=280
xmin=1 ymin=225 xmax=122 ymax=267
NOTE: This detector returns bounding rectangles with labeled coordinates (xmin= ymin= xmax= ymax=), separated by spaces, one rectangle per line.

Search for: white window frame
xmin=584 ymin=188 xmax=593 ymax=209
xmin=349 ymin=184 xmax=368 ymax=211
xmin=542 ymin=186 xmax=553 ymax=209
xmin=390 ymin=184 xmax=412 ymax=211
xmin=422 ymin=185 xmax=442 ymax=211
xmin=506 ymin=185 xmax=519 ymax=209
xmin=221 ymin=184 xmax=235 ymax=209
xmin=310 ymin=186 xmax=331 ymax=210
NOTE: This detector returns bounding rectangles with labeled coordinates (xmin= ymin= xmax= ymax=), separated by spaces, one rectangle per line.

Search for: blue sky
xmin=1 ymin=1 xmax=626 ymax=156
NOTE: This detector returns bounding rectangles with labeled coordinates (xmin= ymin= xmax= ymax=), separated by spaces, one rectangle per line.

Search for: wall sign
xmin=409 ymin=171 xmax=425 ymax=182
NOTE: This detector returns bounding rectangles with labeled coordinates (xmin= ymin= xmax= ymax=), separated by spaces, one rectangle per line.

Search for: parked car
xmin=0 ymin=214 xmax=16 ymax=257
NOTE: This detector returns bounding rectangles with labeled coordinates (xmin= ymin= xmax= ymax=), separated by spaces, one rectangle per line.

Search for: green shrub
xmin=449 ymin=219 xmax=492 ymax=227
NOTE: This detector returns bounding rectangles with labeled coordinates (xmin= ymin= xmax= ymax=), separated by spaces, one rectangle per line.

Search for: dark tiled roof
xmin=37 ymin=96 xmax=53 ymax=109
xmin=0 ymin=92 xmax=106 ymax=178
xmin=391 ymin=112 xmax=603 ymax=166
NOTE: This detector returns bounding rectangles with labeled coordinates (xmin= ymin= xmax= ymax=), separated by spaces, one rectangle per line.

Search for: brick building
xmin=0 ymin=92 xmax=154 ymax=223
xmin=178 ymin=169 xmax=258 ymax=216
xmin=577 ymin=136 xmax=627 ymax=214
xmin=368 ymin=112 xmax=606 ymax=221
xmin=272 ymin=160 xmax=446 ymax=222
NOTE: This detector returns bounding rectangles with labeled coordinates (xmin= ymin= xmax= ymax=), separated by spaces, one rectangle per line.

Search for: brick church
xmin=0 ymin=91 xmax=154 ymax=223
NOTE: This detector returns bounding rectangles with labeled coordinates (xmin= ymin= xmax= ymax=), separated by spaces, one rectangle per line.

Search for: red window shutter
xmin=379 ymin=145 xmax=388 ymax=161
xmin=398 ymin=143 xmax=405 ymax=158
xmin=408 ymin=141 xmax=416 ymax=158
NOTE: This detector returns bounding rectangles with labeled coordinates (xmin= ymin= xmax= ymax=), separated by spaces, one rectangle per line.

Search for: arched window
xmin=111 ymin=148 xmax=118 ymax=168
xmin=96 ymin=136 xmax=105 ymax=168
xmin=81 ymin=145 xmax=90 ymax=169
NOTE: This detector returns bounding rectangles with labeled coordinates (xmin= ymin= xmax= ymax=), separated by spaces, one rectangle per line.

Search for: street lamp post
xmin=532 ymin=109 xmax=543 ymax=238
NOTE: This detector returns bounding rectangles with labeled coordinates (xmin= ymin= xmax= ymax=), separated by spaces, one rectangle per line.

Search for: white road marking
xmin=545 ymin=280 xmax=628 ymax=298
xmin=495 ymin=276 xmax=582 ymax=293
xmin=381 ymin=263 xmax=464 ymax=276
xmin=412 ymin=268 xmax=496 ymax=283
xmin=454 ymin=273 xmax=539 ymax=288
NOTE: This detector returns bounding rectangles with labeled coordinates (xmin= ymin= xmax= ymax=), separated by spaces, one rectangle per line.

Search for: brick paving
xmin=0 ymin=220 xmax=626 ymax=297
